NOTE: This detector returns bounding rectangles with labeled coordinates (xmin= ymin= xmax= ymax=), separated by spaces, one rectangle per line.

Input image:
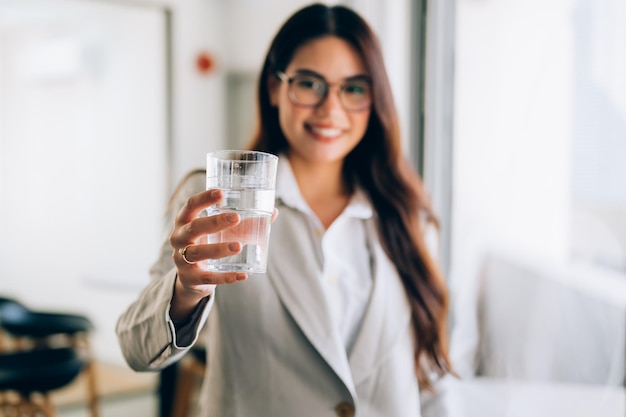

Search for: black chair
xmin=0 ymin=296 xmax=99 ymax=417
xmin=0 ymin=347 xmax=86 ymax=416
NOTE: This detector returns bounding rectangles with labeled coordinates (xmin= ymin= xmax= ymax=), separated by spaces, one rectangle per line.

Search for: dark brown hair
xmin=247 ymin=3 xmax=453 ymax=390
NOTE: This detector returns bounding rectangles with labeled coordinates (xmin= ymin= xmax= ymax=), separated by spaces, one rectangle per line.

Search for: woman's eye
xmin=344 ymin=84 xmax=368 ymax=95
xmin=295 ymin=78 xmax=321 ymax=90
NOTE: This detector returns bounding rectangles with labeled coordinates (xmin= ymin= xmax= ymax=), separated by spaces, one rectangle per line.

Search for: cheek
xmin=278 ymin=103 xmax=308 ymax=134
xmin=277 ymin=105 xmax=295 ymax=135
xmin=352 ymin=111 xmax=371 ymax=137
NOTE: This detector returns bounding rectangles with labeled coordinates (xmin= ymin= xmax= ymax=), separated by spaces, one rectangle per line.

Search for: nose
xmin=315 ymin=85 xmax=344 ymax=116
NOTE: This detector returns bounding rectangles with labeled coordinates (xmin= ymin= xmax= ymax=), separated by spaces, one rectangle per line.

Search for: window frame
xmin=413 ymin=0 xmax=456 ymax=279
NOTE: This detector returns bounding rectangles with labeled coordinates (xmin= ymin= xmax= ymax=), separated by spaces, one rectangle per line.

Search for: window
xmin=445 ymin=0 xmax=626 ymax=391
xmin=570 ymin=0 xmax=626 ymax=271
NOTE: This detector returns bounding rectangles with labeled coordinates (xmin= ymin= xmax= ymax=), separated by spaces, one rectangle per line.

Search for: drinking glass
xmin=205 ymin=150 xmax=278 ymax=273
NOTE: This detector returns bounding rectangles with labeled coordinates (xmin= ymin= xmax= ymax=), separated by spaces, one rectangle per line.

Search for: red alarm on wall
xmin=196 ymin=52 xmax=215 ymax=75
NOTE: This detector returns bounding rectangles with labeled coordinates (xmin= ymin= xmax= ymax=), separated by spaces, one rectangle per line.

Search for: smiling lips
xmin=306 ymin=124 xmax=343 ymax=141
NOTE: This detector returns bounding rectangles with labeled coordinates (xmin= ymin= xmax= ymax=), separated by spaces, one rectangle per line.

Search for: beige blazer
xmin=116 ymin=174 xmax=421 ymax=417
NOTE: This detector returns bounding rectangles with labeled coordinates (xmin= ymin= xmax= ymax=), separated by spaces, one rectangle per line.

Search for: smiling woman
xmin=116 ymin=3 xmax=453 ymax=417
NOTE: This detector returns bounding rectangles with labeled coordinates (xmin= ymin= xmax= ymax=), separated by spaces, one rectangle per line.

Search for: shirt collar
xmin=275 ymin=154 xmax=373 ymax=220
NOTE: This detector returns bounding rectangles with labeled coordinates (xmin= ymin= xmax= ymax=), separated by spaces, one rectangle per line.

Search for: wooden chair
xmin=0 ymin=347 xmax=86 ymax=416
xmin=0 ymin=296 xmax=99 ymax=417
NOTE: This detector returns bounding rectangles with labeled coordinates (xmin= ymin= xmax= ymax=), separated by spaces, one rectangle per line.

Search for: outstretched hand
xmin=168 ymin=189 xmax=278 ymax=320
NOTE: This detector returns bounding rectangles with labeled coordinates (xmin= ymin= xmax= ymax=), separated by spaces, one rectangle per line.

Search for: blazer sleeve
xmin=116 ymin=170 xmax=214 ymax=371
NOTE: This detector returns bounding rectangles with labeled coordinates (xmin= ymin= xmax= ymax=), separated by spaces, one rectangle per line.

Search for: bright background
xmin=0 ymin=2 xmax=624 ymax=412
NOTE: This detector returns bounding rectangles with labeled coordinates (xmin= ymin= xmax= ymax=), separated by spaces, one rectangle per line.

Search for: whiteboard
xmin=0 ymin=0 xmax=168 ymax=303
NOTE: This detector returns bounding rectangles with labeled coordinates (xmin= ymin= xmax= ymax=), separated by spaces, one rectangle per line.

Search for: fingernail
xmin=211 ymin=189 xmax=221 ymax=199
xmin=228 ymin=242 xmax=240 ymax=252
xmin=226 ymin=213 xmax=238 ymax=223
xmin=236 ymin=273 xmax=247 ymax=281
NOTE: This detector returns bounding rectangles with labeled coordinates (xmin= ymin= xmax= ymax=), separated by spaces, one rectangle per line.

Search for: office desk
xmin=421 ymin=377 xmax=626 ymax=417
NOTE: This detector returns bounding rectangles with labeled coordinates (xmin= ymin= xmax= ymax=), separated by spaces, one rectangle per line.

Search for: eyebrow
xmin=293 ymin=68 xmax=371 ymax=83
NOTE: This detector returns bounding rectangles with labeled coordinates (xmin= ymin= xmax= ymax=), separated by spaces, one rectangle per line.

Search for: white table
xmin=421 ymin=377 xmax=626 ymax=417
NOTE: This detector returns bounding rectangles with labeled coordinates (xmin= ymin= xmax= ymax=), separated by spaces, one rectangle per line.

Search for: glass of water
xmin=205 ymin=150 xmax=279 ymax=274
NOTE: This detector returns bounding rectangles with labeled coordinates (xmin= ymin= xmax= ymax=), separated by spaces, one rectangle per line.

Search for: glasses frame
xmin=275 ymin=70 xmax=372 ymax=112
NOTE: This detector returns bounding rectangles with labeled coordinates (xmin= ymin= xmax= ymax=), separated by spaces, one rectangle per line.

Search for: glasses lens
xmin=284 ymin=73 xmax=372 ymax=111
xmin=340 ymin=81 xmax=372 ymax=110
xmin=290 ymin=75 xmax=326 ymax=106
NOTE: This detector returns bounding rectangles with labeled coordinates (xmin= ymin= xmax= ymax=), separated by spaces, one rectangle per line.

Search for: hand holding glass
xmin=205 ymin=150 xmax=278 ymax=274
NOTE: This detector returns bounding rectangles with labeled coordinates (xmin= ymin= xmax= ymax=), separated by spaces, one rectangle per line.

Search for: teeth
xmin=311 ymin=127 xmax=341 ymax=137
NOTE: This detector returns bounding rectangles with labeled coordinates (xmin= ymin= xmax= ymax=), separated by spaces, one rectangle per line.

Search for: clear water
xmin=204 ymin=188 xmax=275 ymax=273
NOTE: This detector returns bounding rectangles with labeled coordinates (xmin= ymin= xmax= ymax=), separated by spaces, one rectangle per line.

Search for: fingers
xmin=174 ymin=241 xmax=248 ymax=290
xmin=175 ymin=241 xmax=242 ymax=266
xmin=171 ymin=209 xmax=241 ymax=248
xmin=169 ymin=188 xmax=255 ymax=292
xmin=175 ymin=269 xmax=248 ymax=301
xmin=176 ymin=189 xmax=223 ymax=225
xmin=271 ymin=207 xmax=279 ymax=223
xmin=193 ymin=270 xmax=248 ymax=286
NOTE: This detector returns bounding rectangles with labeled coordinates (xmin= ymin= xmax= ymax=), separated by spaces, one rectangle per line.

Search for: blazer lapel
xmin=266 ymin=203 xmax=356 ymax=396
xmin=348 ymin=218 xmax=412 ymax=386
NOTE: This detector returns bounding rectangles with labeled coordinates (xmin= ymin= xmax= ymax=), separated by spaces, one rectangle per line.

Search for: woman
xmin=117 ymin=3 xmax=453 ymax=416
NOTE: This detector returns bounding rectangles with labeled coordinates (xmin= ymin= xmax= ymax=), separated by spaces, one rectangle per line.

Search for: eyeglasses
xmin=275 ymin=70 xmax=372 ymax=111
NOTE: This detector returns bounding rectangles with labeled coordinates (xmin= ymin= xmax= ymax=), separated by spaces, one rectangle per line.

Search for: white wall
xmin=0 ymin=0 xmax=169 ymax=365
xmin=167 ymin=0 xmax=226 ymax=182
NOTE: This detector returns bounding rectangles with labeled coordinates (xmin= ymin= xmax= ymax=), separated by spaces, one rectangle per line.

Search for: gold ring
xmin=178 ymin=245 xmax=196 ymax=264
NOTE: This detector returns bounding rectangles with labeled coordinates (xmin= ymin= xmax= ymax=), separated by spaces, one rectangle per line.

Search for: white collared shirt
xmin=275 ymin=156 xmax=373 ymax=354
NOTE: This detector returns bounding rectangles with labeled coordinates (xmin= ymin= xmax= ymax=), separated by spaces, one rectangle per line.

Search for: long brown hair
xmin=247 ymin=3 xmax=453 ymax=390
